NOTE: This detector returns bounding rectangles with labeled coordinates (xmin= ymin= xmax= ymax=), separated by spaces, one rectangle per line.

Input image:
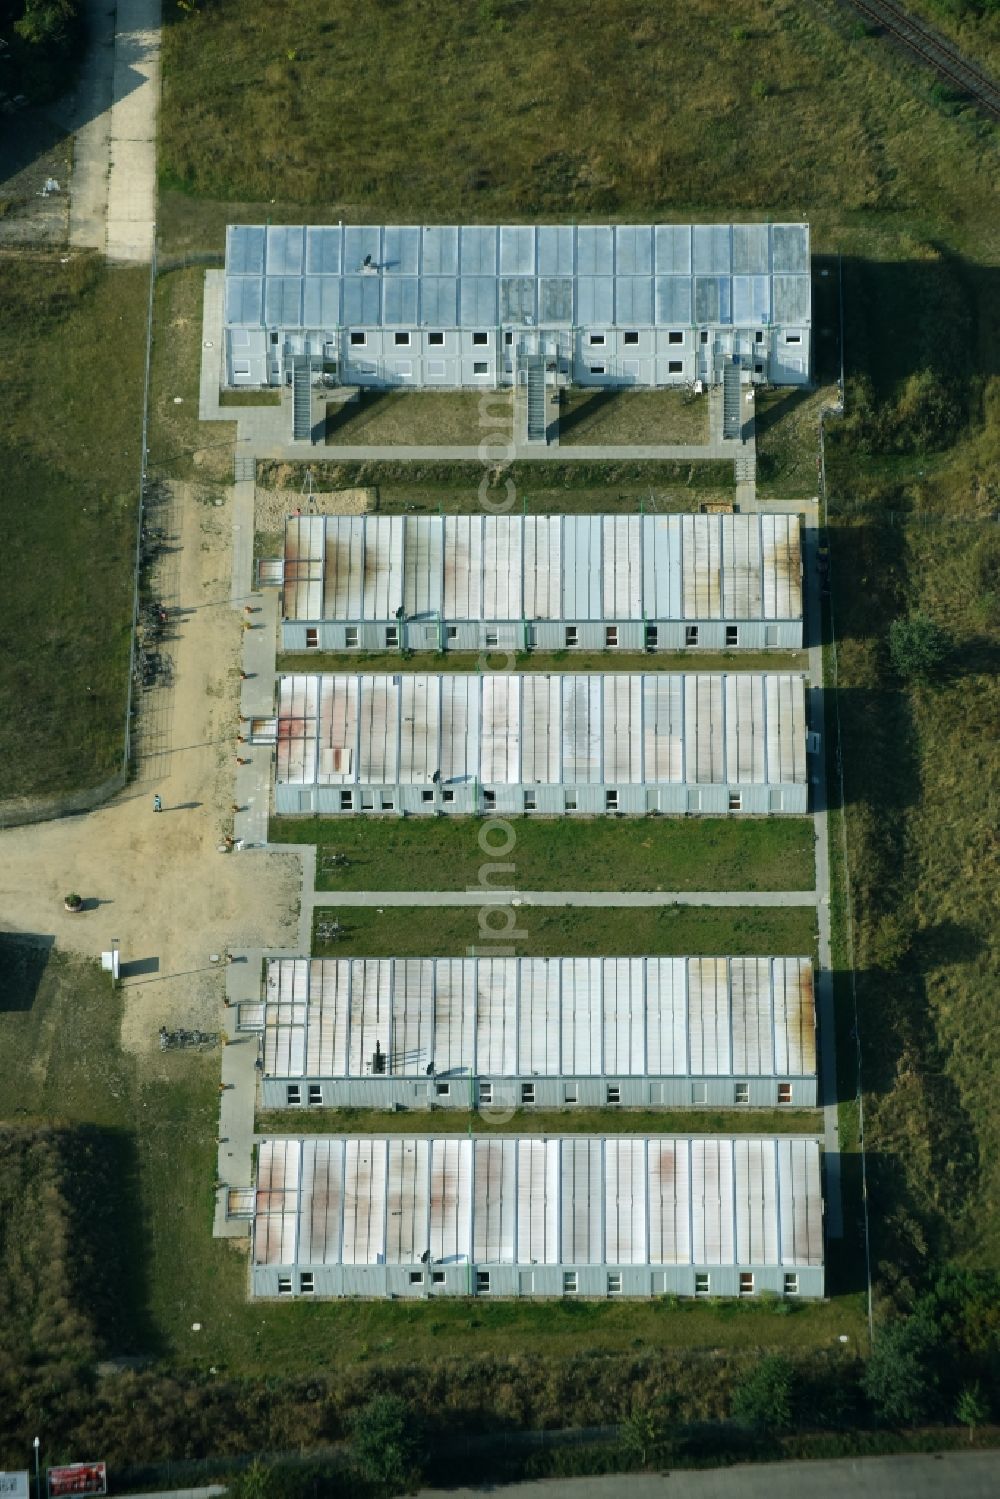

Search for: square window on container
xmin=299 ymin=1272 xmax=314 ymax=1294
xmin=446 ymin=625 xmax=458 ymax=640
xmin=428 ymin=330 xmax=444 ymax=346
xmin=483 ymin=788 xmax=496 ymax=809
xmin=524 ymin=791 xmax=537 ymax=811
xmin=777 ymin=1082 xmax=793 ymax=1104
xmin=607 ymin=1271 xmax=622 ymax=1294
xmin=726 ymin=625 xmax=739 ymax=647
xmin=385 ymin=625 xmax=399 ymax=646
xmin=521 ymin=1082 xmax=535 ymax=1104
xmin=473 ymin=361 xmax=489 ymax=375
xmin=564 ymin=1082 xmax=578 ymax=1104
xmin=605 ymin=789 xmax=619 ymax=811
xmin=728 ymin=792 xmax=742 ymax=812
xmin=394 ymin=331 xmax=410 ymax=347
xmin=484 ymin=627 xmax=499 ymax=646
xmin=668 ymin=359 xmax=683 ymax=374
xmin=606 ymin=1085 xmax=621 ymax=1104
xmin=307 ymin=1084 xmax=322 ymax=1106
xmin=286 ymin=1084 xmax=301 ymax=1105
xmin=305 ymin=627 xmax=318 ymax=649
xmin=409 ymin=1270 xmax=423 ymax=1284
xmin=344 ymin=626 xmax=359 ymax=647
xmin=589 ymin=363 xmax=606 ymax=376
xmin=565 ymin=625 xmax=579 ymax=647
xmin=623 ymin=331 xmax=639 ymax=345
xmin=645 ymin=625 xmax=658 ymax=648
xmin=479 ymin=1081 xmax=493 ymax=1105
xmin=432 ymin=1270 xmax=445 ymax=1284
xmin=477 ymin=1271 xmax=491 ymax=1292
xmin=694 ymin=1272 xmax=710 ymax=1297
xmin=668 ymin=330 xmax=684 ymax=345
xmin=739 ymin=1272 xmax=755 ymax=1297
xmin=589 ymin=332 xmax=606 ymax=346
xmin=784 ymin=1273 xmax=799 ymax=1296
xmin=605 ymin=625 xmax=619 ymax=647
xmin=734 ymin=1081 xmax=750 ymax=1104
xmin=565 ymin=791 xmax=578 ymax=811
xmin=277 ymin=1276 xmax=293 ymax=1295
xmin=422 ymin=789 xmax=434 ymax=803
xmin=350 ymin=331 xmax=366 ymax=346
xmin=340 ymin=790 xmax=353 ymax=812
xmin=473 ymin=331 xmax=489 ymax=346
xmin=563 ymin=1271 xmax=578 ymax=1294
xmin=442 ymin=788 xmax=456 ymax=803
xmin=685 ymin=625 xmax=699 ymax=647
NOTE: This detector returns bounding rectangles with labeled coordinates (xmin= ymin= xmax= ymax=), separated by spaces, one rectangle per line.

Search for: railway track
xmin=848 ymin=0 xmax=1000 ymax=117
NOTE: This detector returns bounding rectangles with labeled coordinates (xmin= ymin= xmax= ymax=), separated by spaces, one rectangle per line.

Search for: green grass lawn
xmin=559 ymin=389 xmax=708 ymax=446
xmin=0 ymin=253 xmax=148 ymax=802
xmin=148 ymin=266 xmax=235 ymax=484
xmin=310 ymin=904 xmax=818 ymax=959
xmin=159 ymin=0 xmax=998 ymax=243
xmin=257 ymin=457 xmax=735 ymax=502
xmin=258 ymin=1106 xmax=821 ymax=1137
xmin=277 ymin=816 xmax=815 ymax=893
xmin=327 ymin=390 xmax=511 ymax=446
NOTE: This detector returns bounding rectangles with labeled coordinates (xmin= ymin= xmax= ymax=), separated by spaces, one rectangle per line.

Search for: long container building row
xmin=248 ymin=1135 xmax=825 ymax=1299
xmin=278 ymin=511 xmax=803 ymax=653
xmin=224 ymin=221 xmax=811 ymax=389
xmin=262 ymin=671 xmax=809 ymax=816
xmin=244 ymin=956 xmax=817 ymax=1110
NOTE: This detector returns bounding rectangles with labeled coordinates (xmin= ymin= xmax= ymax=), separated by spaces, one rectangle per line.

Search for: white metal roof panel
xmin=519 ymin=959 xmax=560 ymax=1076
xmin=383 ymin=277 xmax=419 ymax=325
xmin=305 ymin=225 xmax=341 ymax=275
xmin=422 ymin=225 xmax=458 ymax=275
xmin=476 ymin=958 xmax=517 ymax=1074
xmin=517 ymin=1139 xmax=560 ymax=1264
xmin=537 ymin=224 xmax=574 ymax=275
xmin=605 ymin=1138 xmax=647 ymax=1264
xmin=226 ymin=276 xmax=263 ymax=326
xmin=577 ymin=276 xmax=614 ymax=325
xmin=576 ymin=226 xmax=614 ymax=276
xmin=228 ymin=224 xmax=265 ymax=275
xmin=266 ymin=225 xmax=304 ymax=276
xmin=500 ymin=225 xmax=536 ymax=274
xmin=615 ymin=225 xmax=653 ymax=275
xmin=282 ymin=513 xmax=800 ymax=626
xmin=256 ymin=1136 xmax=824 ymax=1274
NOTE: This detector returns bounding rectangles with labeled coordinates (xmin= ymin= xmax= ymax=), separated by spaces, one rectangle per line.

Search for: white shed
xmin=247 ymin=1134 xmax=825 ymax=1299
xmin=278 ymin=512 xmax=803 ymax=652
xmin=224 ymin=222 xmax=811 ymax=390
xmin=262 ymin=671 xmax=809 ymax=816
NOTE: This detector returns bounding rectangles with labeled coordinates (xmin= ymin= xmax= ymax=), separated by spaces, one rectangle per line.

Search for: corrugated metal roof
xmin=225 ymin=223 xmax=810 ymax=331
xmin=261 ymin=957 xmax=816 ymax=1081
xmin=274 ymin=671 xmax=807 ymax=789
xmin=253 ymin=1135 xmax=825 ymax=1269
xmin=282 ymin=513 xmax=803 ymax=625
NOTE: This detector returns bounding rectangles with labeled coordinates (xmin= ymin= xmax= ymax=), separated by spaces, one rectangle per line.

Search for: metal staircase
xmin=291 ymin=361 xmax=312 ymax=442
xmin=722 ymin=358 xmax=742 ymax=440
xmin=525 ymin=357 xmax=546 ymax=443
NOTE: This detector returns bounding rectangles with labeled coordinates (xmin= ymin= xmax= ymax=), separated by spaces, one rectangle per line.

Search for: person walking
xmin=153 ymin=794 xmax=163 ymax=813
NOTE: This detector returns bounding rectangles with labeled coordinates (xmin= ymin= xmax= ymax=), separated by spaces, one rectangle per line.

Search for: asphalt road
xmin=415 ymin=1450 xmax=1000 ymax=1498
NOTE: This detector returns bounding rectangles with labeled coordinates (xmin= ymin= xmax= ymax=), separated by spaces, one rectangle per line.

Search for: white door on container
xmin=519 ymin=1270 xmax=535 ymax=1295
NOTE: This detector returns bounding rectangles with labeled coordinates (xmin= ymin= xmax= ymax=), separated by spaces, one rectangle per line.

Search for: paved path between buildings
xmin=414 ymin=1451 xmax=1000 ymax=1499
xmin=306 ymin=889 xmax=816 ymax=909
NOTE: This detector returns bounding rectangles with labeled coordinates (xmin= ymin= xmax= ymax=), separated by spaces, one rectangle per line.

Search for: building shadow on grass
xmin=0 ymin=933 xmax=55 ymax=1011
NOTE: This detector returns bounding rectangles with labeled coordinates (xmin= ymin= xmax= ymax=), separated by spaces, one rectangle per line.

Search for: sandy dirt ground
xmin=254 ymin=484 xmax=375 ymax=532
xmin=0 ymin=480 xmax=301 ymax=1053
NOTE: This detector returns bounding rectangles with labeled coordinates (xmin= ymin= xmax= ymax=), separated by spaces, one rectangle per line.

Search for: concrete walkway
xmin=62 ymin=0 xmax=160 ymax=259
xmin=62 ymin=0 xmax=115 ymax=250
xmin=307 ymin=889 xmax=817 ymax=909
xmin=106 ymin=0 xmax=160 ymax=262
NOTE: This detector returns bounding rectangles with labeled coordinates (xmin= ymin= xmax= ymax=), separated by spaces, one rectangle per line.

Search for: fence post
xmin=125 ymin=242 xmax=159 ymax=778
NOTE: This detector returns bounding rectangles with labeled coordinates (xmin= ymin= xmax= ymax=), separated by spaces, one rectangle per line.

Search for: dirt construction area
xmin=0 ymin=480 xmax=301 ymax=1054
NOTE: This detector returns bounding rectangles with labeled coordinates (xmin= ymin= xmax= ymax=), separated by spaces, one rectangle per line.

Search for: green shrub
xmin=731 ymin=1354 xmax=794 ymax=1430
xmin=863 ymin=1314 xmax=942 ymax=1424
xmin=350 ymin=1395 xmax=426 ymax=1495
xmin=888 ymin=612 xmax=950 ymax=680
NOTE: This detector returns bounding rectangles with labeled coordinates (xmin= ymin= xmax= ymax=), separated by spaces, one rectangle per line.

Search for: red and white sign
xmin=47 ymin=1464 xmax=107 ymax=1498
